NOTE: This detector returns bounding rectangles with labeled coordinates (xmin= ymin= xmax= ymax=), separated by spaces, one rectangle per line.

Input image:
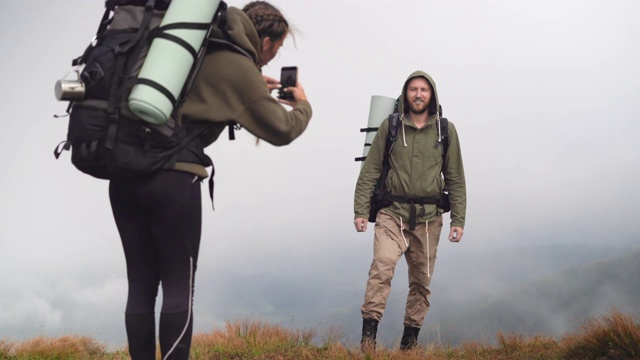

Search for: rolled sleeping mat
xmin=128 ymin=0 xmax=221 ymax=124
xmin=356 ymin=95 xmax=396 ymax=167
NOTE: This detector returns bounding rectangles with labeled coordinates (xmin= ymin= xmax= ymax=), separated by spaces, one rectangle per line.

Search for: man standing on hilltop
xmin=353 ymin=70 xmax=467 ymax=351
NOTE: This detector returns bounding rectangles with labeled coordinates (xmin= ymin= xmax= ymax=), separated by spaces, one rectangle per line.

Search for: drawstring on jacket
xmin=402 ymin=120 xmax=407 ymax=147
xmin=400 ymin=113 xmax=408 ymax=147
xmin=436 ymin=114 xmax=442 ymax=146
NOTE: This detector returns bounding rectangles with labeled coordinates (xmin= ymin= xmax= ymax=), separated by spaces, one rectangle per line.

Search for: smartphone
xmin=278 ymin=66 xmax=298 ymax=100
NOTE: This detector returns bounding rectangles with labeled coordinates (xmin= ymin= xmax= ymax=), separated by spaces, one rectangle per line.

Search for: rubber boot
xmin=125 ymin=312 xmax=156 ymax=360
xmin=399 ymin=325 xmax=420 ymax=350
xmin=360 ymin=318 xmax=379 ymax=352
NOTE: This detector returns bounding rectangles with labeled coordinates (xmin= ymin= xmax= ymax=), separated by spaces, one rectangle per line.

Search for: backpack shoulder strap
xmin=438 ymin=104 xmax=449 ymax=156
xmin=440 ymin=116 xmax=449 ymax=157
xmin=378 ymin=112 xmax=401 ymax=188
xmin=389 ymin=113 xmax=401 ymax=139
xmin=385 ymin=112 xmax=401 ymax=159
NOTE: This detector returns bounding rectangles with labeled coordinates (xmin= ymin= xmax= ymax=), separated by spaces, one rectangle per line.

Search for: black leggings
xmin=109 ymin=171 xmax=201 ymax=360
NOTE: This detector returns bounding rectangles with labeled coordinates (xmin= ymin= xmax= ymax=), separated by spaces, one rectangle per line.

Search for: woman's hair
xmin=242 ymin=1 xmax=291 ymax=42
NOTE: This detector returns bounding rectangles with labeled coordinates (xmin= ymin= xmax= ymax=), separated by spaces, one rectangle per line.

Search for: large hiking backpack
xmin=366 ymin=107 xmax=451 ymax=226
xmin=53 ymin=0 xmax=228 ymax=181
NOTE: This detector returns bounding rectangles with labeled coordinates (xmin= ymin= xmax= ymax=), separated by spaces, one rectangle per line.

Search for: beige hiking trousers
xmin=361 ymin=210 xmax=443 ymax=328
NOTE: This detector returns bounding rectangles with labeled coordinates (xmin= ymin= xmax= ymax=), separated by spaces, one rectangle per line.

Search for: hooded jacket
xmin=173 ymin=7 xmax=313 ymax=176
xmin=354 ymin=71 xmax=466 ymax=228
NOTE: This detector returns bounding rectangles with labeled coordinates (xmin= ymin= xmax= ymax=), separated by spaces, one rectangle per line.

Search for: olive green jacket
xmin=354 ymin=71 xmax=466 ymax=228
xmin=173 ymin=7 xmax=313 ymax=177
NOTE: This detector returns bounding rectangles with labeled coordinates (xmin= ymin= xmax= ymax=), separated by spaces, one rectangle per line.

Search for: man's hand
xmin=448 ymin=226 xmax=464 ymax=242
xmin=354 ymin=218 xmax=368 ymax=232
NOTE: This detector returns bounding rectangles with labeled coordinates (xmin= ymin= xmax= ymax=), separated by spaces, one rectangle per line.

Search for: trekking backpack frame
xmin=53 ymin=0 xmax=229 ymax=181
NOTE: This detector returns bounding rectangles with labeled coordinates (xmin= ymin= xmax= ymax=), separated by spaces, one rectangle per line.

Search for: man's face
xmin=405 ymin=77 xmax=432 ymax=115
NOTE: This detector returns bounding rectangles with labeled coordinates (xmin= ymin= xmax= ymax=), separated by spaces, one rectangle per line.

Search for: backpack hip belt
xmin=389 ymin=194 xmax=447 ymax=231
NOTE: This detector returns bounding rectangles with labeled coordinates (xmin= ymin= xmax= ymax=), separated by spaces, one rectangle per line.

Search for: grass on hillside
xmin=1 ymin=309 xmax=639 ymax=360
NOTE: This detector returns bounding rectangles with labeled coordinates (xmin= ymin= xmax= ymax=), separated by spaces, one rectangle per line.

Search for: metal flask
xmin=54 ymin=75 xmax=85 ymax=102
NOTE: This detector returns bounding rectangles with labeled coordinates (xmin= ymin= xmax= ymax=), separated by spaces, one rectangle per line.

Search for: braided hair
xmin=242 ymin=1 xmax=290 ymax=42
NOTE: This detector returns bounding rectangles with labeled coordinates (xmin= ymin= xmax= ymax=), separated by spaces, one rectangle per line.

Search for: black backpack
xmin=363 ymin=107 xmax=451 ymax=228
xmin=53 ymin=0 xmax=229 ymax=181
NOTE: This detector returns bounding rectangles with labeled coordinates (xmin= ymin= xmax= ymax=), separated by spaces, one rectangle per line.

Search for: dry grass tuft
xmin=495 ymin=332 xmax=560 ymax=359
xmin=191 ymin=318 xmax=319 ymax=359
xmin=0 ymin=339 xmax=15 ymax=358
xmin=8 ymin=335 xmax=105 ymax=359
xmin=561 ymin=308 xmax=640 ymax=359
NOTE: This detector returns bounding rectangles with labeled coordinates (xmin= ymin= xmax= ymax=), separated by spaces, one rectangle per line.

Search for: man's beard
xmin=409 ymin=99 xmax=429 ymax=114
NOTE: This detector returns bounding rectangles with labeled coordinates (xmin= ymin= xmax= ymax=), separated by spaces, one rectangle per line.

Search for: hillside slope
xmin=427 ymin=248 xmax=640 ymax=345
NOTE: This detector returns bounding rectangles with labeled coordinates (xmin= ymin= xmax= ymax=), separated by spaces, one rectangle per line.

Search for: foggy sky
xmin=0 ymin=0 xmax=639 ymax=349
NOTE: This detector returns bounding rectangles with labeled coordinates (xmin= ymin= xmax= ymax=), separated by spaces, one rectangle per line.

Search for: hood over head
xmin=397 ymin=70 xmax=439 ymax=116
xmin=209 ymin=7 xmax=261 ymax=65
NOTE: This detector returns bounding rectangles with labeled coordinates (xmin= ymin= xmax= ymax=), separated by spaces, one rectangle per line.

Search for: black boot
xmin=399 ymin=326 xmax=420 ymax=350
xmin=360 ymin=318 xmax=379 ymax=352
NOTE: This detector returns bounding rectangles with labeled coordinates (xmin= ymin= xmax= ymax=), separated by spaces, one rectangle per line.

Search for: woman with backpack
xmin=109 ymin=1 xmax=312 ymax=359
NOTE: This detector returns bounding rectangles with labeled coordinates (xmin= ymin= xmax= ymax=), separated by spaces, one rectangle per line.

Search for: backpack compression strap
xmin=354 ymin=96 xmax=401 ymax=163
xmin=137 ymin=1 xmax=228 ymax=110
xmin=354 ymin=125 xmax=378 ymax=162
xmin=138 ymin=22 xmax=213 ymax=108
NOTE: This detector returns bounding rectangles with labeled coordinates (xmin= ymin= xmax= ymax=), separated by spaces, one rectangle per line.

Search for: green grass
xmin=1 ymin=309 xmax=638 ymax=359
